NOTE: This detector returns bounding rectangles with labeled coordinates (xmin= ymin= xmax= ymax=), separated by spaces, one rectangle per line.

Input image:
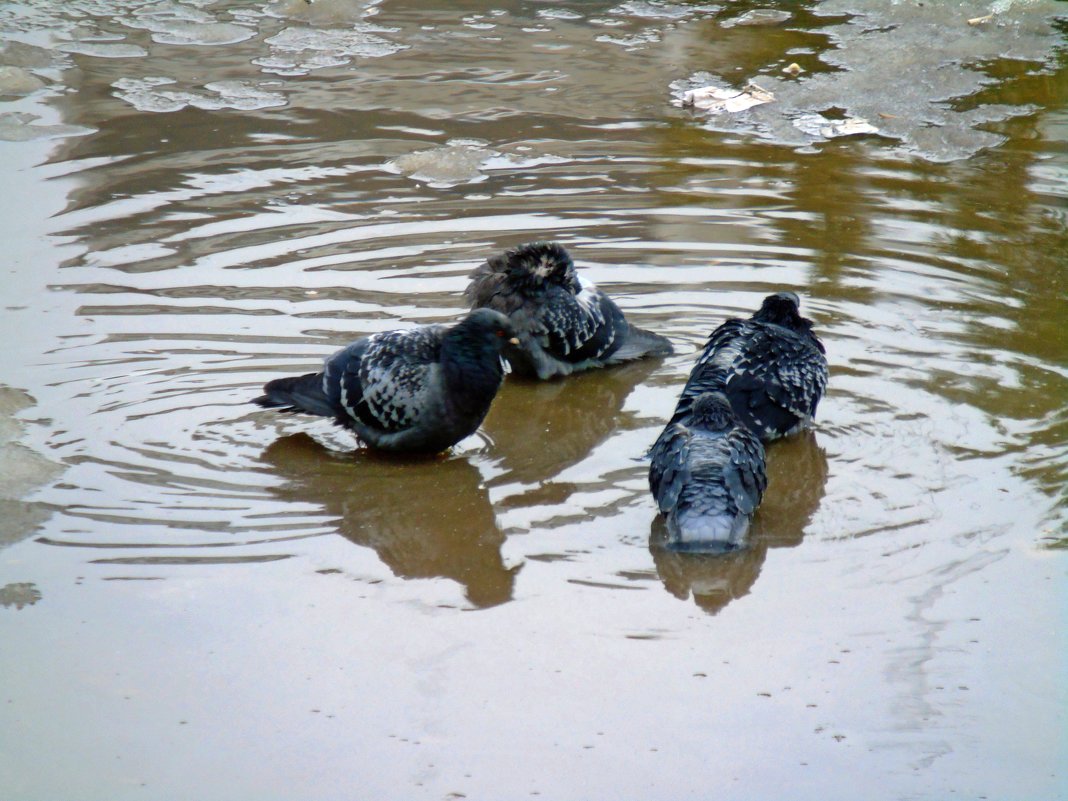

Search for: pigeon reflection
xmin=483 ymin=359 xmax=659 ymax=498
xmin=261 ymin=434 xmax=518 ymax=608
xmin=650 ymin=431 xmax=828 ymax=614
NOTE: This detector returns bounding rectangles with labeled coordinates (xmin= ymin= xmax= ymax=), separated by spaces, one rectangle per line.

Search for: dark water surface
xmin=1 ymin=1 xmax=1066 ymax=799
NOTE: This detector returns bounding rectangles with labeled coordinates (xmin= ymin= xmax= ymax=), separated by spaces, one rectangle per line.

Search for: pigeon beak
xmin=508 ymin=336 xmax=520 ymax=345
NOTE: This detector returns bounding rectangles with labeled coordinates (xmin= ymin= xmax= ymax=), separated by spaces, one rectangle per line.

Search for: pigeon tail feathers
xmin=254 ymin=372 xmax=335 ymax=418
xmin=606 ymin=323 xmax=674 ymax=364
xmin=667 ymin=509 xmax=749 ymax=554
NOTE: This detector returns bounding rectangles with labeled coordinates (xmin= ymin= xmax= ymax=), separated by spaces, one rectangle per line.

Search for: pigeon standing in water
xmin=649 ymin=391 xmax=767 ymax=553
xmin=673 ymin=292 xmax=828 ymax=440
xmin=464 ymin=241 xmax=673 ymax=380
xmin=253 ymin=308 xmax=518 ymax=455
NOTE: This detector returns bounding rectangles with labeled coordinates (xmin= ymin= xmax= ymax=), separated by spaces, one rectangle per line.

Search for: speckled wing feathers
xmin=678 ymin=318 xmax=828 ymax=439
xmin=724 ymin=428 xmax=767 ymax=515
xmin=538 ymin=281 xmax=620 ymax=362
xmin=648 ymin=420 xmax=691 ymax=515
xmin=728 ymin=324 xmax=826 ymax=418
xmin=343 ymin=326 xmax=444 ymax=433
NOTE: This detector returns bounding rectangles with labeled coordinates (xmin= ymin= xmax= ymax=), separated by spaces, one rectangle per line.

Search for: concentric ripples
xmin=33 ymin=126 xmax=1066 ymax=587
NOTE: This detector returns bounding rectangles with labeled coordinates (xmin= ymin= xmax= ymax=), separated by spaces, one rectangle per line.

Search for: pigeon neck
xmin=441 ymin=331 xmax=505 ymax=401
xmin=753 ymin=307 xmax=802 ymax=329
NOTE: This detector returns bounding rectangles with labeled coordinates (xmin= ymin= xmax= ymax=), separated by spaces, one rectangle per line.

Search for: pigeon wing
xmin=320 ymin=338 xmax=371 ymax=424
xmin=648 ymin=421 xmax=692 ymax=515
xmin=352 ymin=326 xmax=445 ymax=432
xmin=728 ymin=324 xmax=828 ymax=423
xmin=536 ymin=280 xmax=623 ymax=364
xmin=724 ymin=428 xmax=767 ymax=515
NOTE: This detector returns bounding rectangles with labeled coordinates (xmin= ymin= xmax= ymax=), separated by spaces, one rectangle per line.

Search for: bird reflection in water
xmin=650 ymin=431 xmax=828 ymax=614
xmin=260 ymin=434 xmax=518 ymax=609
xmin=483 ymin=359 xmax=659 ymax=504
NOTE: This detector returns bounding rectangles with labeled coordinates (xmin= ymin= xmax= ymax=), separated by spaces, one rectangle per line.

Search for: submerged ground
xmin=1 ymin=1 xmax=1066 ymax=799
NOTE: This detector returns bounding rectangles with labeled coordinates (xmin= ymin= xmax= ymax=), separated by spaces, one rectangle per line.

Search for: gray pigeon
xmin=464 ymin=241 xmax=673 ymax=380
xmin=253 ymin=308 xmax=518 ymax=454
xmin=673 ymin=292 xmax=828 ymax=440
xmin=649 ymin=391 xmax=767 ymax=553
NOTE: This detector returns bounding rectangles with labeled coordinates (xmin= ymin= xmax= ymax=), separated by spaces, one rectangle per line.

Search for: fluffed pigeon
xmin=253 ymin=308 xmax=519 ymax=454
xmin=649 ymin=391 xmax=767 ymax=553
xmin=673 ymin=292 xmax=828 ymax=440
xmin=464 ymin=241 xmax=673 ymax=380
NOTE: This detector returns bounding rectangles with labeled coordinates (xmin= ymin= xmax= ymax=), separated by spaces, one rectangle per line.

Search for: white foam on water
xmin=112 ymin=76 xmax=287 ymax=112
xmin=537 ymin=9 xmax=584 ymax=20
xmin=597 ymin=29 xmax=663 ymax=49
xmin=56 ymin=42 xmax=148 ymax=58
xmin=609 ymin=0 xmax=717 ymax=20
xmin=265 ymin=0 xmax=381 ymax=26
xmin=120 ymin=1 xmax=255 ymax=46
xmin=262 ymin=24 xmax=407 ymax=71
xmin=387 ymin=140 xmax=570 ymax=187
xmin=720 ymin=8 xmax=792 ymax=27
xmin=387 ymin=141 xmax=495 ymax=187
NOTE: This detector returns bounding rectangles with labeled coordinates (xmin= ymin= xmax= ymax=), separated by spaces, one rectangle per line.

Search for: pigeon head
xmin=753 ymin=291 xmax=805 ymax=328
xmin=689 ymin=391 xmax=737 ymax=432
xmin=503 ymin=241 xmax=578 ymax=292
xmin=452 ymin=308 xmax=520 ymax=350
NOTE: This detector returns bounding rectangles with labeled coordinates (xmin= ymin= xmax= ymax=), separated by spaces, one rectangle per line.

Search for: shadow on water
xmin=650 ymin=430 xmax=828 ymax=614
xmin=260 ymin=433 xmax=518 ymax=609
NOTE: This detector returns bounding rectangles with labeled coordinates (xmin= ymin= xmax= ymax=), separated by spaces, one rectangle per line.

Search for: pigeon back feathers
xmin=674 ymin=292 xmax=828 ymax=440
xmin=649 ymin=392 xmax=767 ymax=552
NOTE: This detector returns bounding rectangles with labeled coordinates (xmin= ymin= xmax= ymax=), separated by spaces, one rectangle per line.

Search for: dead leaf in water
xmin=794 ymin=113 xmax=880 ymax=139
xmin=680 ymin=83 xmax=774 ymax=114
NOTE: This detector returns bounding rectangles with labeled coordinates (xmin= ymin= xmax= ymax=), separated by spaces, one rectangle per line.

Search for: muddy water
xmin=1 ymin=1 xmax=1066 ymax=799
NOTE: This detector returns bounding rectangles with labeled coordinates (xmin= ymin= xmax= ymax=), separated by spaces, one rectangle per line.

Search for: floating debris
xmin=782 ymin=62 xmax=803 ymax=76
xmin=678 ymin=82 xmax=774 ymax=114
xmin=669 ymin=3 xmax=1064 ymax=162
xmin=388 ymin=141 xmax=497 ymax=186
xmin=386 ymin=140 xmax=567 ymax=187
xmin=793 ymin=113 xmax=880 ymax=139
xmin=722 ymin=9 xmax=793 ymax=28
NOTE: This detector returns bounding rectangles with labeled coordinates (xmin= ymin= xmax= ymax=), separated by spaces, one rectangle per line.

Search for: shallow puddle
xmin=1 ymin=1 xmax=1065 ymax=799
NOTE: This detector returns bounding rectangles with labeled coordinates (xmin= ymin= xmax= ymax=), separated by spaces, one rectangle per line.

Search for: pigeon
xmin=672 ymin=291 xmax=828 ymax=441
xmin=464 ymin=241 xmax=673 ymax=380
xmin=253 ymin=308 xmax=519 ymax=454
xmin=649 ymin=391 xmax=767 ymax=553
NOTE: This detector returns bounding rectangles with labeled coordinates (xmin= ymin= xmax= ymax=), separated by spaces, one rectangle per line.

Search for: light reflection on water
xmin=0 ymin=0 xmax=1065 ymax=799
